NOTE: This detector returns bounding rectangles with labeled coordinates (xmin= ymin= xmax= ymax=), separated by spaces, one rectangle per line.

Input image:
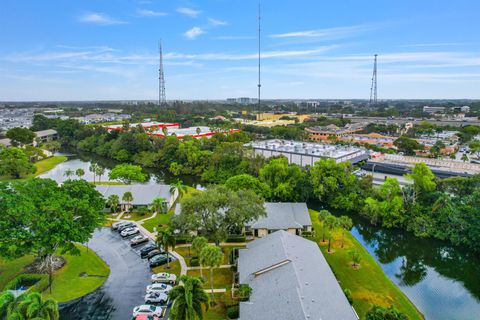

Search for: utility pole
xmin=257 ymin=1 xmax=261 ymax=113
xmin=369 ymin=54 xmax=378 ymax=106
xmin=158 ymin=41 xmax=166 ymax=107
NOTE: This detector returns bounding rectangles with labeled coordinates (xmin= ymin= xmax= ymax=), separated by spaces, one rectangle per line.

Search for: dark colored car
xmin=117 ymin=222 xmax=135 ymax=232
xmin=147 ymin=249 xmax=165 ymax=260
xmin=149 ymin=254 xmax=173 ymax=268
xmin=140 ymin=244 xmax=157 ymax=258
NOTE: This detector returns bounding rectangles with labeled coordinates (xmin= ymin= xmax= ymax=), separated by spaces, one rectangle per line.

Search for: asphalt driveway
xmin=59 ymin=228 xmax=153 ymax=320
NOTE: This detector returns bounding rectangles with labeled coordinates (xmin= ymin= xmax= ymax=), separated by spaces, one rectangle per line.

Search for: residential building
xmin=256 ymin=112 xmax=310 ymax=123
xmin=95 ymin=184 xmax=178 ymax=211
xmin=237 ymin=231 xmax=358 ymax=320
xmin=34 ymin=129 xmax=58 ymax=144
xmin=245 ymin=202 xmax=312 ymax=237
xmin=423 ymin=106 xmax=445 ymax=113
xmin=250 ymin=139 xmax=369 ymax=165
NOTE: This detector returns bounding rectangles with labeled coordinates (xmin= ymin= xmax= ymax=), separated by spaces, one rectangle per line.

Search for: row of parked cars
xmin=111 ymin=220 xmax=178 ymax=319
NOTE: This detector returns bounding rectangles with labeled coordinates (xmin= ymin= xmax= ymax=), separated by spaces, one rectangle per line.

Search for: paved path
xmin=135 ymin=222 xmax=188 ymax=276
xmin=204 ymin=288 xmax=227 ymax=293
xmin=187 ymin=265 xmax=233 ymax=270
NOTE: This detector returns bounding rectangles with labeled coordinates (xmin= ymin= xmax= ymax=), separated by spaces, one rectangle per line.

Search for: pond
xmin=349 ymin=214 xmax=480 ymax=320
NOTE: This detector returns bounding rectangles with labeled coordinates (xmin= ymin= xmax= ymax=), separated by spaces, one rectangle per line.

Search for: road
xmin=344 ymin=116 xmax=480 ymax=127
xmin=370 ymin=172 xmax=412 ymax=186
xmin=59 ymin=228 xmax=153 ymax=320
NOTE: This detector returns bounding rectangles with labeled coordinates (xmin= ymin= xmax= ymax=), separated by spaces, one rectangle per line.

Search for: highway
xmin=342 ymin=116 xmax=480 ymax=127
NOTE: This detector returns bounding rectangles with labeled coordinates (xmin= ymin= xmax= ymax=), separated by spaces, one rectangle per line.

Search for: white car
xmin=121 ymin=227 xmax=139 ymax=237
xmin=145 ymin=291 xmax=169 ymax=305
xmin=132 ymin=304 xmax=163 ymax=317
xmin=130 ymin=234 xmax=148 ymax=246
xmin=112 ymin=220 xmax=127 ymax=230
xmin=146 ymin=283 xmax=173 ymax=295
xmin=151 ymin=272 xmax=177 ymax=284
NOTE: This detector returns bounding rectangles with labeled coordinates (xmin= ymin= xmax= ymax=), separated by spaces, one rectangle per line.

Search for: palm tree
xmin=170 ymin=180 xmax=188 ymax=199
xmin=156 ymin=229 xmax=176 ymax=269
xmin=325 ymin=215 xmax=338 ymax=253
xmin=200 ymin=245 xmax=223 ymax=301
xmin=192 ymin=237 xmax=208 ymax=278
xmin=122 ymin=191 xmax=133 ymax=212
xmin=196 ymin=127 xmax=201 ymax=136
xmin=317 ymin=210 xmax=331 ymax=243
xmin=107 ymin=194 xmax=120 ymax=213
xmin=0 ymin=291 xmax=25 ymax=319
xmin=18 ymin=292 xmax=59 ymax=320
xmin=152 ymin=197 xmax=167 ymax=214
xmin=75 ymin=168 xmax=85 ymax=178
xmin=95 ymin=166 xmax=105 ymax=183
xmin=338 ymin=216 xmax=353 ymax=248
xmin=63 ymin=169 xmax=74 ymax=178
xmin=89 ymin=163 xmax=99 ymax=183
xmin=350 ymin=250 xmax=362 ymax=268
xmin=162 ymin=126 xmax=168 ymax=137
xmin=168 ymin=275 xmax=209 ymax=320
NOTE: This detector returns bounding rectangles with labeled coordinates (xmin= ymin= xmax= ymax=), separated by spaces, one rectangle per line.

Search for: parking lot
xmin=59 ymin=227 xmax=171 ymax=319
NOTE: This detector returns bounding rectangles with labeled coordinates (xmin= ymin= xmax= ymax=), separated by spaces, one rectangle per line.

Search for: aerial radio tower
xmin=369 ymin=54 xmax=378 ymax=105
xmin=158 ymin=41 xmax=166 ymax=106
xmin=257 ymin=1 xmax=261 ymax=112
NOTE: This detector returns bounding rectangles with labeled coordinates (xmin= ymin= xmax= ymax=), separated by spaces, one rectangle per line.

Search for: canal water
xmin=43 ymin=154 xmax=480 ymax=320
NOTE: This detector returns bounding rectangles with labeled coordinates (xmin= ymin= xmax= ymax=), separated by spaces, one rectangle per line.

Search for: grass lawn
xmin=152 ymin=260 xmax=181 ymax=276
xmin=204 ymin=291 xmax=237 ymax=320
xmin=187 ymin=268 xmax=233 ymax=289
xmin=43 ymin=244 xmax=110 ymax=302
xmin=309 ymin=209 xmax=423 ymax=320
xmin=0 ymin=256 xmax=35 ymax=290
xmin=122 ymin=211 xmax=155 ymax=221
xmin=0 ymin=155 xmax=67 ymax=181
xmin=175 ymin=244 xmax=244 ymax=267
xmin=143 ymin=212 xmax=174 ymax=232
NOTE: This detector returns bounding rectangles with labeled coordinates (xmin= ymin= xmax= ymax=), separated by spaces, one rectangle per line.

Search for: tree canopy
xmin=0 ymin=147 xmax=36 ymax=178
xmin=108 ymin=164 xmax=147 ymax=184
xmin=6 ymin=127 xmax=36 ymax=146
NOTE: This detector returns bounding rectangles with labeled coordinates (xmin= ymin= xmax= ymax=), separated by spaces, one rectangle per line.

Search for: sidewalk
xmin=187 ymin=265 xmax=233 ymax=270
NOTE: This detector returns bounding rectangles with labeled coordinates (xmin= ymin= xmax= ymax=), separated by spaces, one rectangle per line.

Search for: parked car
xmin=112 ymin=220 xmax=128 ymax=230
xmin=151 ymin=272 xmax=177 ymax=284
xmin=130 ymin=234 xmax=149 ymax=246
xmin=140 ymin=244 xmax=158 ymax=258
xmin=132 ymin=305 xmax=163 ymax=317
xmin=145 ymin=291 xmax=168 ymax=305
xmin=117 ymin=222 xmax=135 ymax=232
xmin=147 ymin=249 xmax=164 ymax=260
xmin=134 ymin=315 xmax=160 ymax=320
xmin=149 ymin=254 xmax=173 ymax=268
xmin=146 ymin=283 xmax=173 ymax=295
xmin=121 ymin=227 xmax=139 ymax=237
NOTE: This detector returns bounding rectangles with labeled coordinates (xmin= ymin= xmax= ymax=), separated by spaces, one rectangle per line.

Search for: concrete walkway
xmin=204 ymin=288 xmax=227 ymax=293
xmin=187 ymin=265 xmax=233 ymax=270
xmin=135 ymin=222 xmax=187 ymax=276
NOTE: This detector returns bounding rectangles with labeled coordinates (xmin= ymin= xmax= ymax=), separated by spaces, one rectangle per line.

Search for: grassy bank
xmin=308 ymin=209 xmax=423 ymax=320
xmin=0 ymin=155 xmax=67 ymax=181
xmin=0 ymin=244 xmax=110 ymax=303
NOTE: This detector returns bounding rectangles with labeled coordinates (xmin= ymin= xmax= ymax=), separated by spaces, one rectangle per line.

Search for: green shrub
xmin=5 ymin=274 xmax=49 ymax=293
xmin=344 ymin=288 xmax=353 ymax=305
xmin=226 ymin=305 xmax=239 ymax=319
xmin=174 ymin=236 xmax=191 ymax=244
xmin=190 ymin=257 xmax=200 ymax=267
xmin=226 ymin=235 xmax=246 ymax=243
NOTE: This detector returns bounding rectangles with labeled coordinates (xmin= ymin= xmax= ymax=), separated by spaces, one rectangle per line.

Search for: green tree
xmin=200 ymin=245 xmax=223 ymax=301
xmin=0 ymin=291 xmax=25 ymax=319
xmin=461 ymin=153 xmax=469 ymax=162
xmin=350 ymin=249 xmax=362 ymax=268
xmin=325 ymin=215 xmax=338 ymax=253
xmin=75 ymin=168 xmax=85 ymax=178
xmin=89 ymin=163 xmax=99 ymax=183
xmin=168 ymin=275 xmax=209 ymax=320
xmin=338 ymin=216 xmax=353 ymax=248
xmin=259 ymin=157 xmax=305 ymax=201
xmin=107 ymin=194 xmax=120 ymax=213
xmin=365 ymin=305 xmax=409 ymax=320
xmin=317 ymin=210 xmax=331 ymax=242
xmin=170 ymin=179 xmax=188 ymax=199
xmin=469 ymin=140 xmax=480 ymax=157
xmin=0 ymin=179 xmax=105 ymax=292
xmin=95 ymin=165 xmax=106 ymax=183
xmin=108 ymin=164 xmax=147 ymax=184
xmin=64 ymin=169 xmax=74 ymax=178
xmin=173 ymin=185 xmax=266 ymax=245
xmin=17 ymin=292 xmax=59 ymax=320
xmin=192 ymin=236 xmax=208 ymax=278
xmin=6 ymin=128 xmax=35 ymax=146
xmin=406 ymin=163 xmax=436 ymax=203
xmin=122 ymin=191 xmax=133 ymax=212
xmin=0 ymin=147 xmax=36 ymax=178
xmin=394 ymin=136 xmax=422 ymax=155
xmin=152 ymin=197 xmax=167 ymax=214
xmin=156 ymin=229 xmax=176 ymax=269
xmin=225 ymin=174 xmax=270 ymax=198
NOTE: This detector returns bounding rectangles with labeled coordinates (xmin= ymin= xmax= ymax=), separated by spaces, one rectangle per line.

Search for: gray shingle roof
xmin=34 ymin=129 xmax=57 ymax=137
xmin=95 ymin=184 xmax=171 ymax=205
xmin=238 ymin=231 xmax=358 ymax=320
xmin=246 ymin=202 xmax=312 ymax=230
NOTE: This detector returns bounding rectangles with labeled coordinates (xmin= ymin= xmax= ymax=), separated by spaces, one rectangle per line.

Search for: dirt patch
xmin=25 ymin=256 xmax=66 ymax=274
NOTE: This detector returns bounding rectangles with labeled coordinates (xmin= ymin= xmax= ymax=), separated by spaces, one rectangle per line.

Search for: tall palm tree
xmin=192 ymin=237 xmax=208 ymax=278
xmin=122 ymin=191 xmax=133 ymax=212
xmin=156 ymin=229 xmax=176 ymax=269
xmin=63 ymin=169 xmax=74 ymax=178
xmin=168 ymin=275 xmax=209 ymax=320
xmin=200 ymin=245 xmax=223 ymax=301
xmin=170 ymin=180 xmax=188 ymax=199
xmin=18 ymin=292 xmax=59 ymax=320
xmin=317 ymin=210 xmax=331 ymax=243
xmin=325 ymin=215 xmax=338 ymax=253
xmin=152 ymin=197 xmax=167 ymax=214
xmin=75 ymin=168 xmax=85 ymax=178
xmin=107 ymin=194 xmax=120 ymax=213
xmin=89 ymin=163 xmax=99 ymax=183
xmin=338 ymin=216 xmax=353 ymax=248
xmin=95 ymin=166 xmax=105 ymax=183
xmin=0 ymin=291 xmax=25 ymax=319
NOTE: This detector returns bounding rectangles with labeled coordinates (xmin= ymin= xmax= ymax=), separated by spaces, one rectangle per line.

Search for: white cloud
xmin=270 ymin=25 xmax=374 ymax=40
xmin=177 ymin=7 xmax=201 ymax=18
xmin=79 ymin=13 xmax=127 ymax=25
xmin=137 ymin=9 xmax=167 ymax=17
xmin=208 ymin=18 xmax=228 ymax=26
xmin=184 ymin=27 xmax=205 ymax=39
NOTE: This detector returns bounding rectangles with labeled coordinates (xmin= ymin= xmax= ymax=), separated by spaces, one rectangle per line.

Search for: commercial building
xmin=423 ymin=106 xmax=445 ymax=113
xmin=305 ymin=123 xmax=366 ymax=142
xmin=105 ymin=122 xmax=179 ymax=132
xmin=237 ymin=231 xmax=358 ymax=320
xmin=236 ymin=119 xmax=296 ymax=127
xmin=250 ymin=139 xmax=369 ymax=165
xmin=256 ymin=112 xmax=310 ymax=123
xmin=150 ymin=126 xmax=241 ymax=139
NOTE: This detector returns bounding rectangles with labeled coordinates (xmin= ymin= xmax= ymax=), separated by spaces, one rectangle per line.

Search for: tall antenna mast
xmin=158 ymin=41 xmax=166 ymax=107
xmin=257 ymin=1 xmax=261 ymax=112
xmin=369 ymin=54 xmax=378 ymax=105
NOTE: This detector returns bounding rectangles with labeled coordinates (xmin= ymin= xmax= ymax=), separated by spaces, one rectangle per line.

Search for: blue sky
xmin=1 ymin=0 xmax=480 ymax=101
